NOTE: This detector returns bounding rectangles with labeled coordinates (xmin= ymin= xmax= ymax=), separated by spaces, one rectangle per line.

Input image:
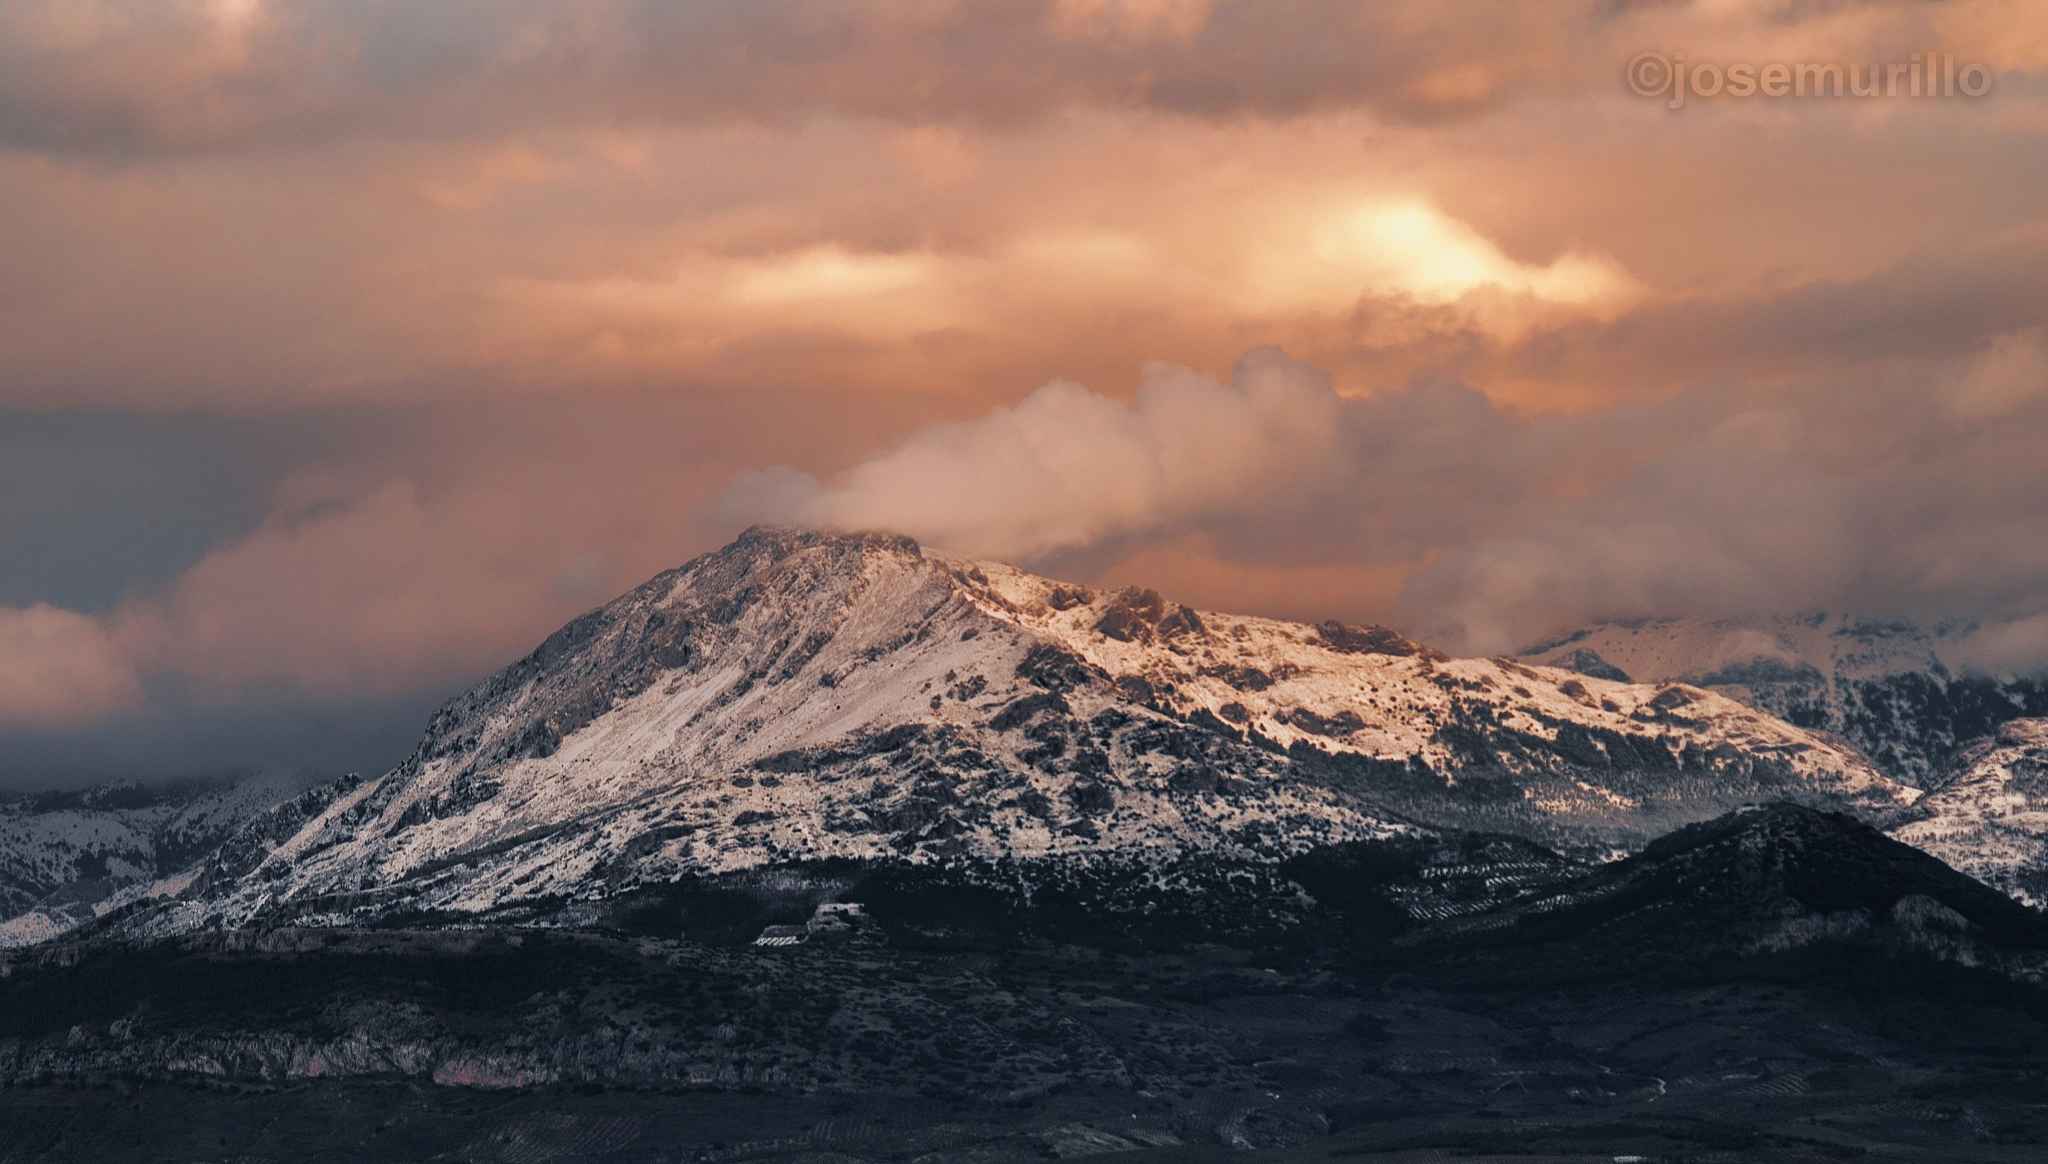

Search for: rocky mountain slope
xmin=1416 ymin=803 xmax=2048 ymax=987
xmin=0 ymin=772 xmax=315 ymax=947
xmin=99 ymin=527 xmax=1916 ymax=939
xmin=1889 ymin=718 xmax=2048 ymax=908
xmin=1524 ymin=614 xmax=2048 ymax=786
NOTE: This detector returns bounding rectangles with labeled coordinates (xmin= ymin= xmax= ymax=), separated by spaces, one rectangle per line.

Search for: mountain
xmin=6 ymin=808 xmax=2044 ymax=1163
xmin=0 ymin=771 xmax=319 ymax=946
xmin=1409 ymin=802 xmax=2048 ymax=986
xmin=1524 ymin=613 xmax=2048 ymax=786
xmin=100 ymin=527 xmax=1914 ymax=939
xmin=1890 ymin=718 xmax=2048 ymax=908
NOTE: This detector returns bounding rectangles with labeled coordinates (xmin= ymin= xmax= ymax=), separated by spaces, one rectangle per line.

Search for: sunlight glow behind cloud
xmin=2 ymin=0 xmax=2046 ymax=749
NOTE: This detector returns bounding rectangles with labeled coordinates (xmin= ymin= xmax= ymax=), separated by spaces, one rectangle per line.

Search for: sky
xmin=2 ymin=0 xmax=2046 ymax=787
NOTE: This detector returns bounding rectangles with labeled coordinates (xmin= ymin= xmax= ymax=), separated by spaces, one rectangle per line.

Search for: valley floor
xmin=1 ymin=931 xmax=2044 ymax=1162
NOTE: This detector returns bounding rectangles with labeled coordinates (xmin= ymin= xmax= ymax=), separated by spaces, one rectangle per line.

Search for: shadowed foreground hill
xmin=1 ymin=805 xmax=2046 ymax=1161
xmin=1402 ymin=803 xmax=2048 ymax=992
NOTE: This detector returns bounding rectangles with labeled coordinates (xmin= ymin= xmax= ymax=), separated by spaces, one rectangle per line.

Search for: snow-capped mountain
xmin=1889 ymin=718 xmax=2048 ymax=908
xmin=104 ymin=527 xmax=1918 ymax=938
xmin=1524 ymin=614 xmax=2048 ymax=786
xmin=0 ymin=772 xmax=318 ymax=946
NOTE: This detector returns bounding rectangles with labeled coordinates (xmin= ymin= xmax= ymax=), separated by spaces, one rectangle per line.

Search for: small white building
xmin=754 ymin=904 xmax=864 ymax=947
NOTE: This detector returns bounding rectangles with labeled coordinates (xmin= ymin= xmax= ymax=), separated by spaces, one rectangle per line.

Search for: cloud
xmin=7 ymin=305 xmax=2048 ymax=746
xmin=3 ymin=20 xmax=2041 ymax=416
xmin=9 ymin=0 xmax=2040 ymax=156
xmin=747 ymin=348 xmax=1343 ymax=558
xmin=1951 ymin=612 xmax=2048 ymax=676
xmin=1052 ymin=0 xmax=1215 ymax=43
xmin=1947 ymin=327 xmax=2048 ymax=419
xmin=0 ymin=1 xmax=1578 ymax=152
xmin=0 ymin=478 xmax=637 ymax=721
xmin=0 ymin=125 xmax=1670 ymax=411
xmin=0 ymin=382 xmax=938 ymax=741
xmin=131 ymin=481 xmax=550 ymax=698
xmin=724 ymin=336 xmax=2048 ymax=668
xmin=716 ymin=344 xmax=1597 ymax=587
xmin=1241 ymin=199 xmax=1642 ymax=326
xmin=0 ymin=603 xmax=140 ymax=728
xmin=5 ymin=0 xmax=2048 ymax=765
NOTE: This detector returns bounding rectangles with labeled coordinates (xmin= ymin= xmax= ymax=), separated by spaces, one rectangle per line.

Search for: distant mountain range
xmin=1523 ymin=613 xmax=2048 ymax=787
xmin=0 ymin=771 xmax=321 ymax=946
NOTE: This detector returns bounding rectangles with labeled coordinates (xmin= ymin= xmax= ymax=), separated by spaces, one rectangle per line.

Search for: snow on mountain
xmin=0 ymin=772 xmax=321 ymax=946
xmin=113 ymin=528 xmax=1916 ymax=938
xmin=1887 ymin=719 xmax=2048 ymax=908
xmin=1524 ymin=614 xmax=2048 ymax=786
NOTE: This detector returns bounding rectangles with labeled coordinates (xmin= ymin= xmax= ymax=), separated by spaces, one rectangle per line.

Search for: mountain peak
xmin=728 ymin=522 xmax=922 ymax=560
xmin=94 ymin=531 xmax=1917 ymax=940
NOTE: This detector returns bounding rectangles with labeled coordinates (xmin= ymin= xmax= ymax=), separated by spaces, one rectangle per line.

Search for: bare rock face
xmin=1888 ymin=719 xmax=2048 ymax=907
xmin=99 ymin=527 xmax=1916 ymax=938
xmin=1315 ymin=621 xmax=1446 ymax=661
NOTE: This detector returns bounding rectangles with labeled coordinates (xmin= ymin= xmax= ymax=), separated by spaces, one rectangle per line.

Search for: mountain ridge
xmin=0 ymin=771 xmax=320 ymax=947
xmin=1889 ymin=717 xmax=2048 ymax=908
xmin=82 ymin=526 xmax=1919 ymax=941
xmin=1525 ymin=613 xmax=2048 ymax=786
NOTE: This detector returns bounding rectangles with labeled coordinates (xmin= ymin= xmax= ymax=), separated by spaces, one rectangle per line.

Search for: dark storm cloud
xmin=0 ymin=410 xmax=341 ymax=611
xmin=0 ymin=682 xmax=451 ymax=791
xmin=0 ymin=0 xmax=1607 ymax=154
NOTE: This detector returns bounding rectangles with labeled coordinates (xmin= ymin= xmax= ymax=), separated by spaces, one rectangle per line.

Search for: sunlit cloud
xmin=1 ymin=0 xmax=2046 ymax=760
xmin=0 ymin=604 xmax=141 ymax=729
xmin=1243 ymin=199 xmax=1643 ymax=333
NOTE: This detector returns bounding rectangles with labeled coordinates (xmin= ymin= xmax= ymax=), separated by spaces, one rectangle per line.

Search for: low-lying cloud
xmin=0 ymin=385 xmax=931 ymax=736
xmin=723 ymin=336 xmax=2048 ymax=668
xmin=725 ymin=349 xmax=1344 ymax=559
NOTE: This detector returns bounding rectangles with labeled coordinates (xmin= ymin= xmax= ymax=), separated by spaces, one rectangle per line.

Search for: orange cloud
xmin=0 ymin=604 xmax=141 ymax=728
xmin=1 ymin=0 xmax=2045 ymax=749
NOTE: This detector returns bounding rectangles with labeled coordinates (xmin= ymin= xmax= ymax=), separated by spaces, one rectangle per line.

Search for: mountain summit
xmin=113 ymin=528 xmax=1913 ymax=937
